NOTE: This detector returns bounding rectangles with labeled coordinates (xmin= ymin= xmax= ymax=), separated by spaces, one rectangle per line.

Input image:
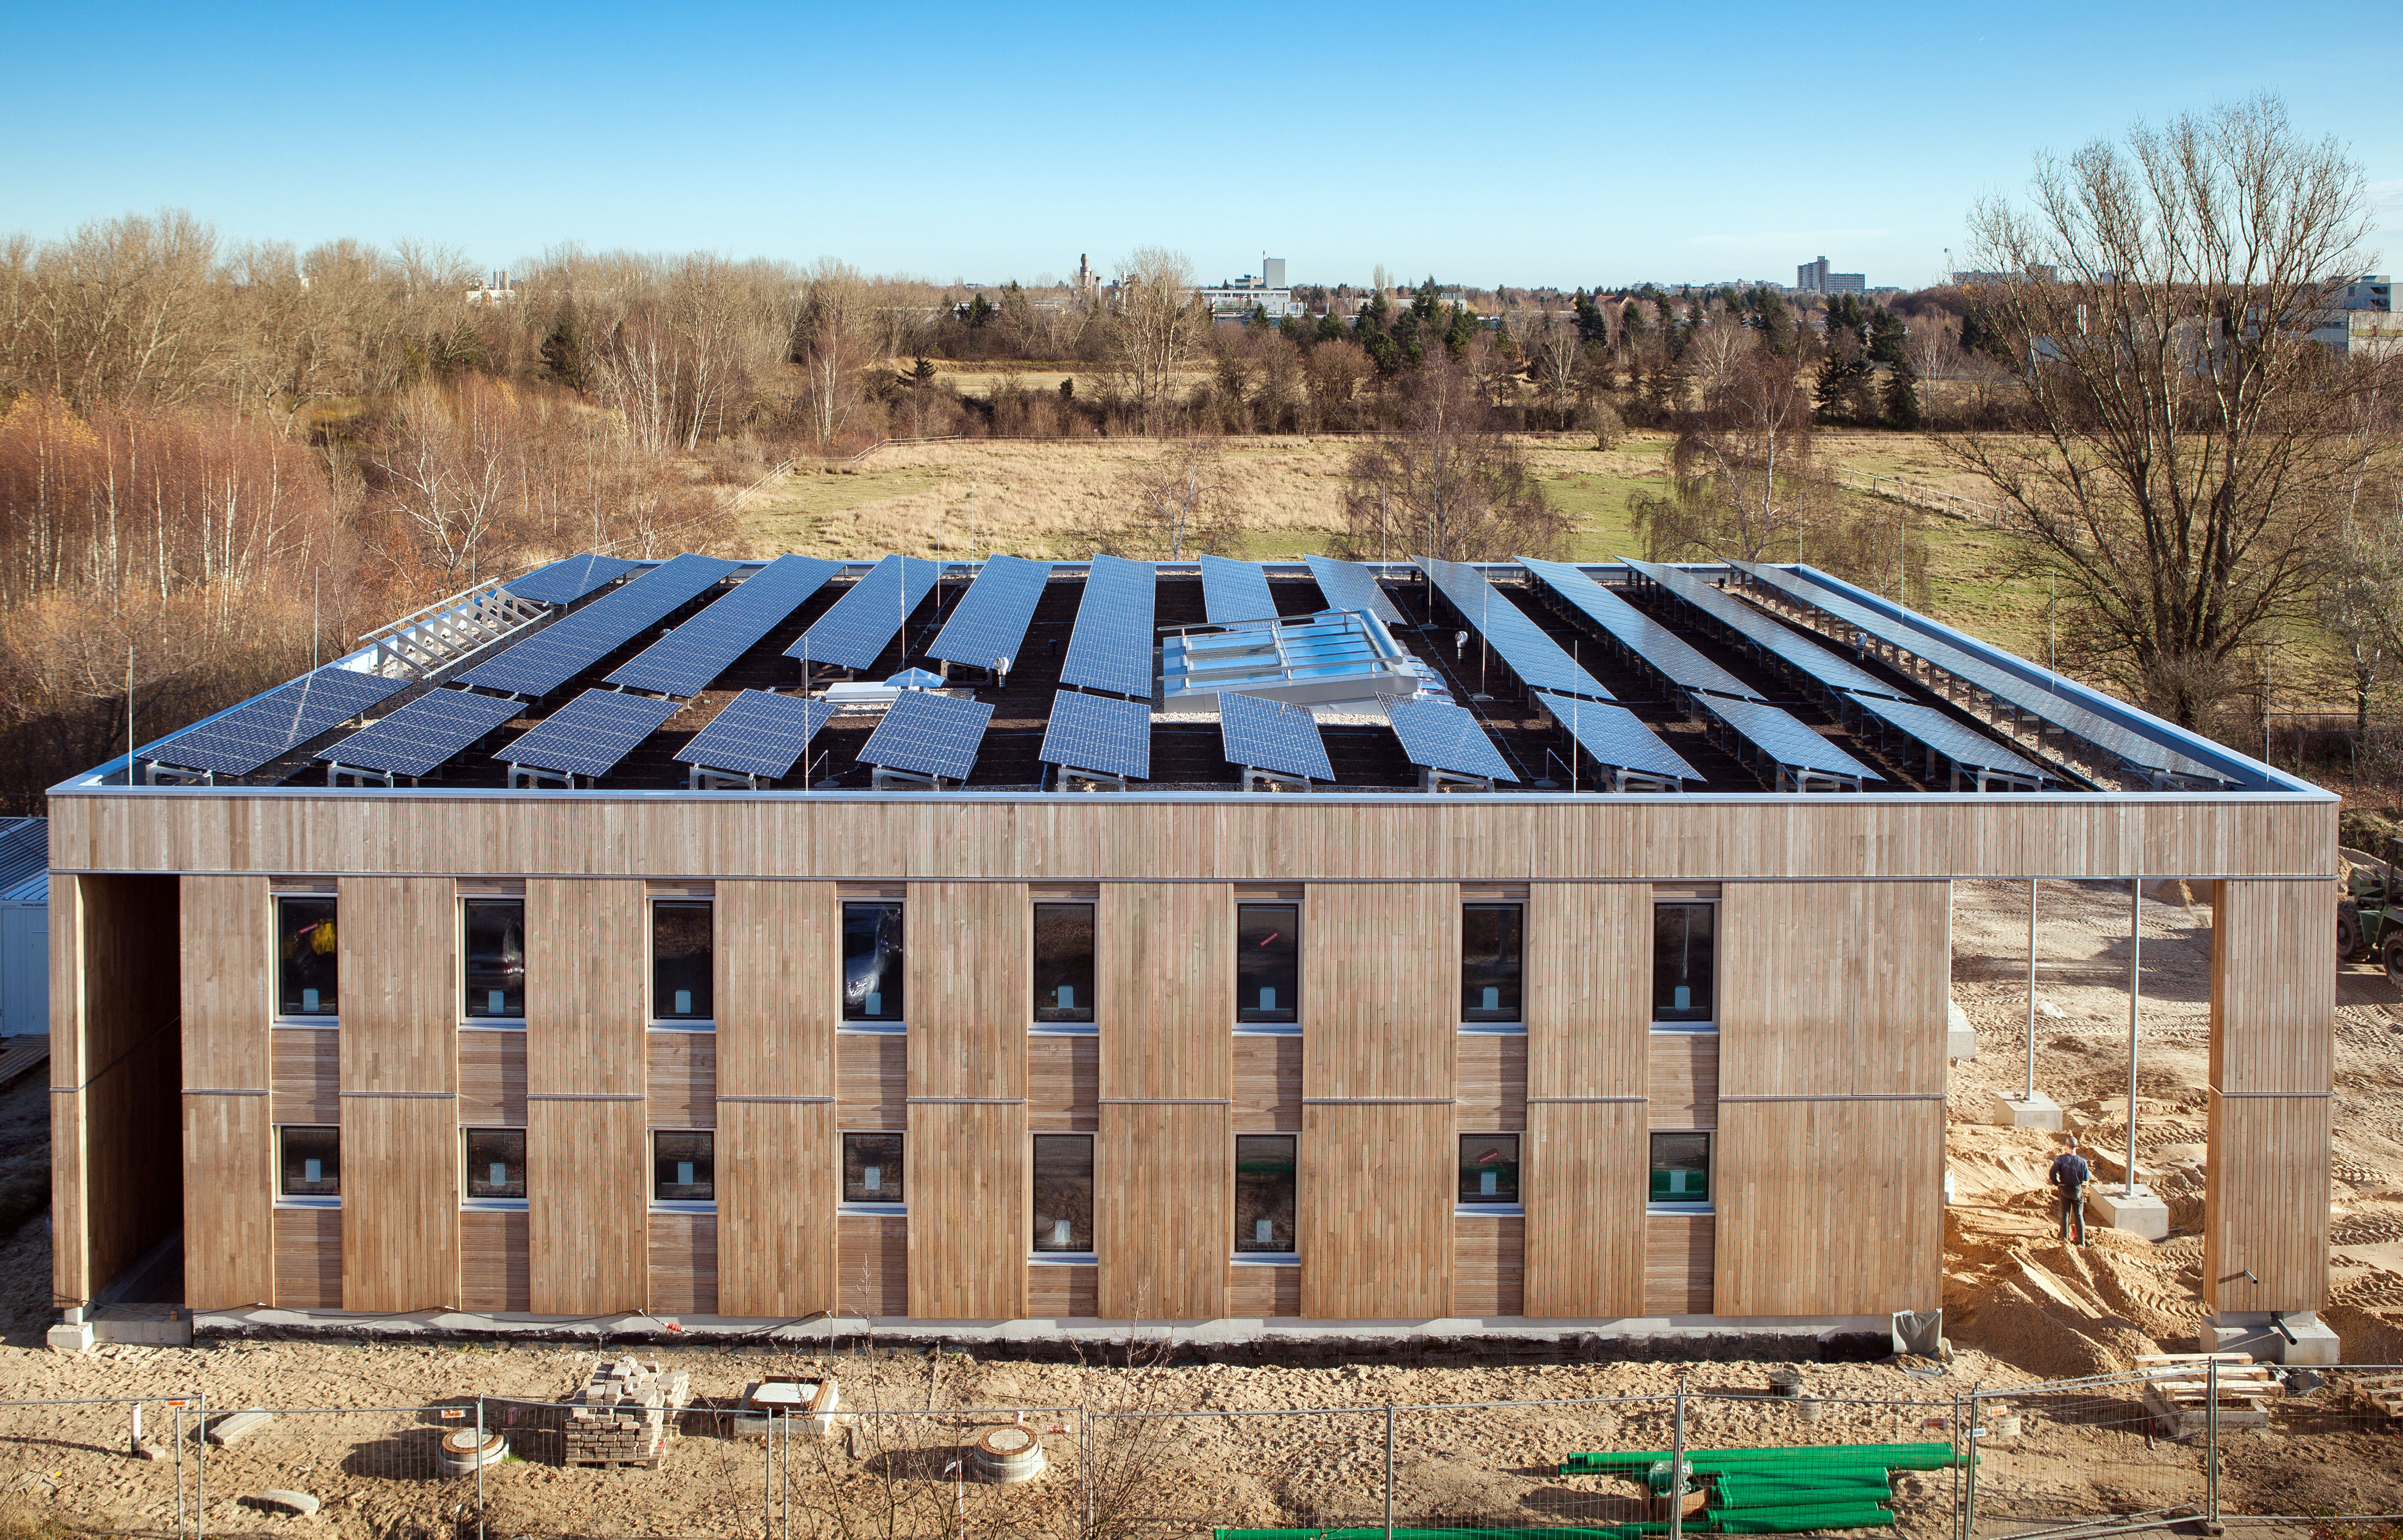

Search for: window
xmin=464 ymin=900 xmax=526 ymax=1021
xmin=1234 ymin=1134 xmax=1297 ymax=1253
xmin=279 ymin=1126 xmax=340 ymax=1199
xmin=1458 ymin=1134 xmax=1520 ymax=1205
xmin=1236 ymin=904 xmax=1299 ymax=1026
xmin=464 ymin=1128 xmax=528 ymax=1202
xmin=843 ymin=903 xmax=904 ymax=1023
xmin=1461 ymin=904 xmax=1522 ymax=1023
xmin=1032 ymin=1134 xmax=1094 ymax=1252
xmin=652 ymin=900 xmax=713 ymax=1023
xmin=1032 ymin=904 xmax=1096 ymax=1025
xmin=1650 ymin=1132 xmax=1711 ymax=1205
xmin=652 ymin=1130 xmax=715 ymax=1203
xmin=276 ymin=896 xmax=339 ymax=1017
xmin=843 ymin=1132 xmax=904 ymax=1205
xmin=1653 ymin=903 xmax=1716 ymax=1024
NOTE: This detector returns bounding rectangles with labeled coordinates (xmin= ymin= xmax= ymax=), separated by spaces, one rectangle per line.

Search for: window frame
xmin=461 ymin=897 xmax=528 ymax=1029
xmin=461 ymin=1126 xmax=530 ymax=1210
xmin=276 ymin=1124 xmax=342 ymax=1206
xmin=1650 ymin=900 xmax=1718 ymax=1030
xmin=650 ymin=1129 xmax=717 ymax=1210
xmin=273 ymin=892 xmax=342 ymax=1024
xmin=1232 ymin=1132 xmax=1299 ymax=1261
xmin=840 ymin=1130 xmax=907 ymax=1212
xmin=839 ymin=901 xmax=907 ymax=1031
xmin=1233 ymin=902 xmax=1301 ymax=1033
xmin=1455 ymin=1131 xmax=1523 ymax=1213
xmin=1030 ymin=902 xmax=1098 ymax=1034
xmin=1648 ymin=1129 xmax=1713 ymax=1212
xmin=1458 ymin=902 xmax=1525 ymax=1030
xmin=649 ymin=897 xmax=716 ymax=1031
xmin=1030 ymin=1132 xmax=1097 ymax=1259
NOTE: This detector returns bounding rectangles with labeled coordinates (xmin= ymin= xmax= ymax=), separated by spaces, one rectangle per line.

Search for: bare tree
xmin=1340 ymin=350 xmax=1564 ymax=562
xmin=1656 ymin=344 xmax=1819 ymax=562
xmin=373 ymin=377 xmax=522 ymax=587
xmin=1104 ymin=248 xmax=1208 ymax=434
xmin=1080 ymin=440 xmax=1246 ymax=558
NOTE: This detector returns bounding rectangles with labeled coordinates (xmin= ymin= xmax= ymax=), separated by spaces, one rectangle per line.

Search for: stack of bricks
xmin=564 ymin=1356 xmax=692 ymax=1468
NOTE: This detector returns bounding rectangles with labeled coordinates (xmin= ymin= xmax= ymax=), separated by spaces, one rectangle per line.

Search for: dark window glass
xmin=1461 ymin=904 xmax=1523 ymax=1022
xmin=464 ymin=900 xmax=526 ymax=1020
xmin=280 ymin=1125 xmax=340 ymax=1198
xmin=653 ymin=901 xmax=713 ymax=1022
xmin=277 ymin=896 xmax=339 ymax=1017
xmin=843 ymin=903 xmax=904 ymax=1022
xmin=653 ymin=1130 xmax=715 ymax=1202
xmin=465 ymin=1128 xmax=527 ymax=1200
xmin=1653 ymin=904 xmax=1715 ymax=1023
xmin=1033 ymin=904 xmax=1096 ymax=1023
xmin=1236 ymin=905 xmax=1299 ymax=1025
xmin=1032 ymin=1134 xmax=1094 ymax=1252
xmin=1650 ymin=1132 xmax=1711 ymax=1205
xmin=844 ymin=1132 xmax=904 ymax=1203
xmin=1458 ymin=1134 xmax=1520 ymax=1205
xmin=1234 ymin=1134 xmax=1297 ymax=1252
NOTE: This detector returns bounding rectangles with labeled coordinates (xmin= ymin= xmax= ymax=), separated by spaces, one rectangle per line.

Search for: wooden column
xmin=338 ymin=877 xmax=460 ymax=1311
xmin=181 ymin=874 xmax=272 ymax=1309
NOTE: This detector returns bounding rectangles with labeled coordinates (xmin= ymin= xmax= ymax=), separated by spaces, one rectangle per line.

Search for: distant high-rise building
xmin=1262 ymin=255 xmax=1286 ymax=288
xmin=1196 ymin=254 xmax=1298 ymax=320
xmin=1796 ymin=256 xmax=1864 ymax=295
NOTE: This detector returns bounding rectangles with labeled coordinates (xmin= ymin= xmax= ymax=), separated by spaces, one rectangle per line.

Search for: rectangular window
xmin=279 ymin=1125 xmax=340 ymax=1198
xmin=1032 ymin=904 xmax=1096 ymax=1025
xmin=1458 ymin=1134 xmax=1520 ymax=1205
xmin=843 ymin=1132 xmax=904 ymax=1204
xmin=1652 ymin=903 xmax=1716 ymax=1024
xmin=1650 ymin=1132 xmax=1711 ymax=1205
xmin=276 ymin=896 xmax=339 ymax=1017
xmin=1236 ymin=904 xmax=1299 ymax=1026
xmin=1032 ymin=1134 xmax=1094 ymax=1252
xmin=1460 ymin=904 xmax=1523 ymax=1023
xmin=652 ymin=1130 xmax=715 ymax=1203
xmin=464 ymin=899 xmax=526 ymax=1021
xmin=652 ymin=900 xmax=713 ymax=1023
xmin=1234 ymin=1134 xmax=1297 ymax=1252
xmin=464 ymin=1128 xmax=528 ymax=1201
xmin=843 ymin=903 xmax=904 ymax=1023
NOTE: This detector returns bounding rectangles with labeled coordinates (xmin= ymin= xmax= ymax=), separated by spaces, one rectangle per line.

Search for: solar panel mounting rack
xmin=1692 ymin=693 xmax=1883 ymax=792
xmin=1039 ymin=690 xmax=1151 ymax=788
xmin=1384 ymin=696 xmax=1519 ymax=790
xmin=145 ymin=667 xmax=411 ymax=782
xmin=1200 ymin=554 xmax=1278 ymax=624
xmin=1303 ymin=555 xmax=1406 ymax=626
xmin=319 ymin=687 xmax=525 ymax=785
xmin=499 ymin=689 xmax=683 ymax=787
xmin=927 ymin=554 xmax=1052 ymax=680
xmin=458 ymin=553 xmax=741 ymax=698
xmin=858 ymin=689 xmax=995 ymax=788
xmin=673 ymin=689 xmax=840 ymax=788
xmin=507 ymin=553 xmax=642 ymax=606
xmin=788 ymin=554 xmax=943 ymax=672
xmin=1059 ymin=553 xmax=1157 ymax=699
xmin=1531 ymin=691 xmax=1706 ymax=792
xmin=1415 ymin=556 xmax=1614 ymax=701
xmin=1219 ymin=690 xmax=1333 ymax=790
xmin=608 ymin=554 xmax=845 ymax=698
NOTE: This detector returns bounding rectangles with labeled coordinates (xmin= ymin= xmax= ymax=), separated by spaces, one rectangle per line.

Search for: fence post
xmin=2205 ymin=1359 xmax=2223 ymax=1534
xmin=1960 ymin=1384 xmax=1980 ymax=1540
xmin=1669 ymin=1377 xmax=1687 ymax=1540
xmin=475 ymin=1397 xmax=486 ymax=1540
xmin=1383 ymin=1401 xmax=1395 ymax=1540
xmin=1079 ymin=1402 xmax=1092 ymax=1540
xmin=196 ymin=1387 xmax=207 ymax=1540
xmin=764 ymin=1404 xmax=774 ymax=1540
xmin=173 ymin=1403 xmax=184 ymax=1540
xmin=1949 ymin=1390 xmax=1962 ymax=1540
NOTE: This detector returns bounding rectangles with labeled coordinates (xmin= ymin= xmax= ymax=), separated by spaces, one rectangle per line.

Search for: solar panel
xmin=507 ymin=553 xmax=641 ymax=606
xmin=1219 ymin=690 xmax=1333 ymax=782
xmin=1694 ymin=694 xmax=1883 ymax=786
xmin=459 ymin=553 xmax=741 ymax=697
xmin=1532 ymin=692 xmax=1706 ymax=786
xmin=1304 ymin=555 xmax=1406 ymax=626
xmin=1622 ymin=559 xmax=1904 ymax=701
xmin=788 ymin=554 xmax=942 ymax=671
xmin=1039 ymin=690 xmax=1151 ymax=780
xmin=858 ymin=689 xmax=994 ymax=783
xmin=1200 ymin=554 xmax=1277 ymax=623
xmin=1059 ymin=553 xmax=1157 ymax=699
xmin=1385 ymin=697 xmax=1519 ymax=783
xmin=148 ymin=668 xmax=411 ymax=777
xmin=927 ymin=554 xmax=1052 ymax=673
xmin=318 ymin=688 xmax=525 ymax=779
xmin=607 ymin=554 xmax=844 ymax=697
xmin=1518 ymin=557 xmax=1761 ymax=702
xmin=500 ymin=689 xmax=682 ymax=780
xmin=1414 ymin=557 xmax=1613 ymax=700
xmin=672 ymin=689 xmax=838 ymax=782
xmin=1842 ymin=691 xmax=2054 ymax=784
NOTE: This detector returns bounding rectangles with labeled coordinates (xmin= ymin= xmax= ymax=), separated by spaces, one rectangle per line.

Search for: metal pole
xmin=1669 ymin=1377 xmax=1687 ymax=1540
xmin=1081 ymin=1402 xmax=1093 ymax=1540
xmin=197 ymin=1388 xmax=206 ymax=1540
xmin=174 ymin=1405 xmax=184 ymax=1539
xmin=476 ymin=1398 xmax=486 ymax=1540
xmin=1960 ymin=1384 xmax=1979 ymax=1540
xmin=2025 ymin=879 xmax=2038 ymax=1102
xmin=1384 ymin=1402 xmax=1395 ymax=1540
xmin=765 ymin=1407 xmax=774 ymax=1540
xmin=2206 ymin=1358 xmax=2222 ymax=1531
xmin=2127 ymin=878 xmax=2142 ymax=1203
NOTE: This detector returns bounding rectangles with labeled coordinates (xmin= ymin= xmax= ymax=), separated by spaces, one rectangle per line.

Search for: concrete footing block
xmin=46 ymin=1318 xmax=94 ymax=1355
xmin=2086 ymin=1184 xmax=2169 ymax=1241
xmin=247 ymin=1490 xmax=320 ymax=1517
xmin=1985 ymin=1090 xmax=2064 ymax=1129
xmin=207 ymin=1411 xmax=275 ymax=1446
xmin=1946 ymin=1001 xmax=1977 ymax=1062
xmin=2212 ymin=1312 xmax=2341 ymax=1366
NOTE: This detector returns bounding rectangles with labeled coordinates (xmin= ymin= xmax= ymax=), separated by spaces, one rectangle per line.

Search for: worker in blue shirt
xmin=2048 ymin=1134 xmax=2091 ymax=1246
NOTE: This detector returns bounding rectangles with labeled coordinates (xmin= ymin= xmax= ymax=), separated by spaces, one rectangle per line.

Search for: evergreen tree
xmin=1573 ymin=289 xmax=1609 ymax=345
xmin=539 ymin=299 xmax=587 ymax=390
xmin=1883 ymin=362 xmax=1922 ymax=430
xmin=1316 ymin=312 xmax=1348 ymax=343
xmin=1444 ymin=304 xmax=1477 ymax=360
xmin=1815 ymin=348 xmax=1871 ymax=423
xmin=1868 ymin=308 xmax=1908 ymax=366
xmin=1059 ymin=376 xmax=1075 ymax=400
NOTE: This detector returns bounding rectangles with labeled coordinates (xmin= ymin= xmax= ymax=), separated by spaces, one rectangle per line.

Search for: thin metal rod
xmin=1669 ymin=1375 xmax=1687 ymax=1540
xmin=476 ymin=1397 xmax=486 ymax=1540
xmin=1384 ymin=1401 xmax=1396 ymax=1540
xmin=2127 ymin=878 xmax=2142 ymax=1198
xmin=2026 ymin=879 xmax=2039 ymax=1101
xmin=1961 ymin=1384 xmax=1981 ymax=1540
xmin=2206 ymin=1358 xmax=2221 ymax=1528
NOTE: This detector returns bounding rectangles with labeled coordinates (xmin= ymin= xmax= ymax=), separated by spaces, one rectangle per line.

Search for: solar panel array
xmin=1622 ymin=560 xmax=1903 ymax=701
xmin=501 ymin=689 xmax=683 ymax=779
xmin=858 ymin=689 xmax=994 ymax=782
xmin=1303 ymin=555 xmax=1406 ymax=626
xmin=1059 ymin=554 xmax=1157 ymax=699
xmin=1739 ymin=563 xmax=2232 ymax=785
xmin=1695 ymin=694 xmax=1883 ymax=785
xmin=1200 ymin=554 xmax=1277 ymax=623
xmin=1219 ymin=690 xmax=1333 ymax=782
xmin=1385 ymin=697 xmax=1518 ymax=783
xmin=673 ymin=689 xmax=838 ymax=782
xmin=788 ymin=554 xmax=942 ymax=671
xmin=1518 ymin=557 xmax=1761 ymax=702
xmin=319 ymin=688 xmax=524 ymax=779
xmin=1843 ymin=691 xmax=2053 ymax=783
xmin=927 ymin=555 xmax=1053 ymax=673
xmin=459 ymin=553 xmax=741 ymax=697
xmin=507 ymin=553 xmax=642 ymax=606
xmin=1532 ymin=692 xmax=1706 ymax=786
xmin=149 ymin=668 xmax=411 ymax=777
xmin=1415 ymin=557 xmax=1614 ymax=701
xmin=1039 ymin=690 xmax=1151 ymax=780
xmin=606 ymin=554 xmax=844 ymax=697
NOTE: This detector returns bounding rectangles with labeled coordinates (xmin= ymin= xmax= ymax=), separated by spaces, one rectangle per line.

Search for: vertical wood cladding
xmin=1716 ymin=882 xmax=1948 ymax=1098
xmin=1301 ymin=1102 xmax=1453 ymax=1319
xmin=336 ymin=878 xmax=457 ymax=1093
xmin=839 ymin=1215 xmax=908 ymax=1316
xmin=907 ymin=881 xmax=1028 ymax=1099
xmin=1456 ymin=1036 xmax=1529 ymax=1131
xmin=716 ymin=880 xmax=837 ymax=1100
xmin=1098 ymin=1102 xmax=1230 ymax=1320
xmin=1453 ymin=1214 xmax=1526 ymax=1317
xmin=836 ymin=1036 xmax=907 ymax=1127
xmin=1302 ymin=885 xmax=1456 ymax=1101
xmin=341 ymin=1095 xmax=461 ymax=1312
xmin=1029 ymin=1036 xmax=1099 ymax=1131
xmin=1525 ymin=883 xmax=1648 ymax=1100
xmin=457 ymin=1032 xmax=527 ymax=1124
xmin=49 ymin=874 xmax=87 ymax=1303
xmin=460 ymin=1210 xmax=530 ymax=1312
xmin=716 ymin=1100 xmax=836 ymax=1318
xmin=1644 ymin=1213 xmax=1716 ymax=1315
xmin=271 ymin=1030 xmax=340 ymax=1124
xmin=182 ymin=874 xmax=269 ymax=1091
xmin=528 ymin=1099 xmax=648 ymax=1315
xmin=1647 ymin=1034 xmax=1718 ymax=1129
xmin=1099 ymin=884 xmax=1231 ymax=1100
xmin=647 ymin=1212 xmax=719 ymax=1315
xmin=1522 ymin=1101 xmax=1646 ymax=1318
xmin=1232 ymin=1036 xmax=1303 ymax=1131
xmin=183 ymin=1093 xmax=272 ymax=1308
xmin=907 ymin=1100 xmax=1028 ymax=1320
xmin=527 ymin=880 xmax=647 ymax=1096
xmin=647 ymin=1033 xmax=716 ymax=1129
xmin=274 ymin=1207 xmax=343 ymax=1310
xmin=1714 ymin=1099 xmax=1943 ymax=1315
xmin=181 ymin=875 xmax=271 ymax=1310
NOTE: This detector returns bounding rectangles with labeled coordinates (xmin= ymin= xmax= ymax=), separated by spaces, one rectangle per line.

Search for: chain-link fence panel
xmin=1088 ymin=1406 xmax=1389 ymax=1535
xmin=1965 ymin=1371 xmax=2210 ymax=1538
xmin=0 ymin=1394 xmax=201 ymax=1535
xmin=181 ymin=1404 xmax=474 ymax=1539
xmin=2217 ymin=1364 xmax=2403 ymax=1521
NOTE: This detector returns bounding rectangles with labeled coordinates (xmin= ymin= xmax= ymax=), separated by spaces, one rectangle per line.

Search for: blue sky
xmin=6 ymin=1 xmax=2395 ymax=292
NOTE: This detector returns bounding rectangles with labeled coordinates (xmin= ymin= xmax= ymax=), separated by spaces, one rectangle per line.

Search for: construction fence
xmin=4 ymin=1363 xmax=2401 ymax=1539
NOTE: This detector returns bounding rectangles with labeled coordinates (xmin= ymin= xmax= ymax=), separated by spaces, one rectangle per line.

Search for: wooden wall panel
xmin=1098 ymin=1102 xmax=1230 ymax=1320
xmin=907 ymin=881 xmax=1028 ymax=1100
xmin=460 ymin=1209 xmax=530 ymax=1312
xmin=1029 ymin=1036 xmax=1098 ymax=1131
xmin=838 ymin=1214 xmax=909 ymax=1317
xmin=717 ymin=1100 xmax=837 ymax=1318
xmin=528 ymin=1099 xmax=647 ymax=1315
xmin=457 ymin=1032 xmax=526 ymax=1124
xmin=1457 ymin=1035 xmax=1527 ymax=1131
xmin=1099 ymin=884 xmax=1231 ymax=1100
xmin=273 ymin=1206 xmax=343 ymax=1309
xmin=1229 ymin=1264 xmax=1301 ymax=1317
xmin=1644 ymin=1213 xmax=1715 ymax=1315
xmin=1300 ymin=1102 xmax=1452 ymax=1319
xmin=271 ymin=1029 xmax=340 ymax=1124
xmin=183 ymin=1093 xmax=272 ymax=1309
xmin=336 ymin=877 xmax=456 ymax=1094
xmin=527 ymin=879 xmax=647 ymax=1097
xmin=1453 ymin=1214 xmax=1525 ymax=1317
xmin=647 ymin=1212 xmax=719 ymax=1315
xmin=906 ymin=1101 xmax=1027 ymax=1320
xmin=1717 ymin=882 xmax=1948 ymax=1098
xmin=717 ymin=880 xmax=836 ymax=1100
xmin=2210 ymin=880 xmax=2334 ymax=1094
xmin=1232 ymin=1035 xmax=1302 ymax=1132
xmin=1525 ymin=882 xmax=1648 ymax=1100
xmin=1522 ymin=1101 xmax=1645 ymax=1318
xmin=1303 ymin=885 xmax=1456 ymax=1101
xmin=181 ymin=874 xmax=268 ymax=1091
xmin=49 ymin=873 xmax=87 ymax=1304
xmin=836 ymin=1035 xmax=907 ymax=1128
xmin=341 ymin=1094 xmax=460 ymax=1312
xmin=1647 ymin=1034 xmax=1718 ymax=1130
xmin=1714 ymin=1099 xmax=1942 ymax=1316
xmin=647 ymin=1033 xmax=716 ymax=1129
xmin=1028 ymin=1264 xmax=1099 ymax=1318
